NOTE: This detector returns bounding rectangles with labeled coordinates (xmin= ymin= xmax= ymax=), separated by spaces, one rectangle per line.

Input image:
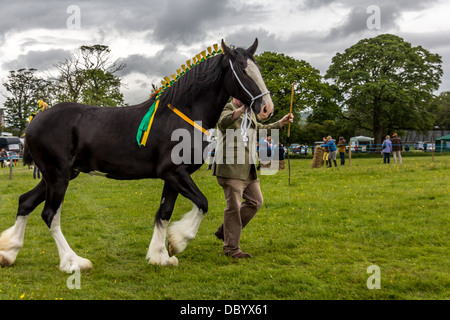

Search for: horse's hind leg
xmin=43 ymin=177 xmax=92 ymax=272
xmin=0 ymin=180 xmax=46 ymax=266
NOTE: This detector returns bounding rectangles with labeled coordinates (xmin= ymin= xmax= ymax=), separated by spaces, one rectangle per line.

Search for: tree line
xmin=1 ymin=45 xmax=125 ymax=136
xmin=2 ymin=34 xmax=449 ymax=144
xmin=256 ymin=34 xmax=447 ymax=146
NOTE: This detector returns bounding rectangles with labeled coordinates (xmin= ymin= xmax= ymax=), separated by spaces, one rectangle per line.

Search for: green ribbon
xmin=136 ymin=100 xmax=157 ymax=146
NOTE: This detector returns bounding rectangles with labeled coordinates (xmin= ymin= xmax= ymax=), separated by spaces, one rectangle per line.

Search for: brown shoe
xmin=214 ymin=229 xmax=224 ymax=241
xmin=231 ymin=251 xmax=251 ymax=259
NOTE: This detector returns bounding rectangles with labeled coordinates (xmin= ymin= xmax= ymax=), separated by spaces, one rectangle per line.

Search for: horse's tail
xmin=22 ymin=139 xmax=33 ymax=166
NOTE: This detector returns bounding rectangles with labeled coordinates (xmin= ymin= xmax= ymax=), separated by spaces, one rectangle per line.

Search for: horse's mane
xmin=155 ymin=46 xmax=254 ymax=110
xmin=158 ymin=54 xmax=224 ymax=110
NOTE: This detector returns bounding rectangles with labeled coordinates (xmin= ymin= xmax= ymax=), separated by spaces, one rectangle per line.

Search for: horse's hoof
xmin=168 ymin=256 xmax=178 ymax=267
xmin=59 ymin=256 xmax=93 ymax=273
xmin=0 ymin=254 xmax=13 ymax=267
xmin=168 ymin=241 xmax=174 ymax=257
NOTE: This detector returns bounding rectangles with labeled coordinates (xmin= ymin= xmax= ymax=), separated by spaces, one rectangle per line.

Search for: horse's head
xmin=222 ymin=39 xmax=274 ymax=120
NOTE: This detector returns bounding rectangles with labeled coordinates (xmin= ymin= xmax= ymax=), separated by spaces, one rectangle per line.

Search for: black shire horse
xmin=0 ymin=39 xmax=274 ymax=271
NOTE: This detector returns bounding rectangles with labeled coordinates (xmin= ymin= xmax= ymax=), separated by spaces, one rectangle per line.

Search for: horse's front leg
xmin=146 ymin=182 xmax=179 ymax=266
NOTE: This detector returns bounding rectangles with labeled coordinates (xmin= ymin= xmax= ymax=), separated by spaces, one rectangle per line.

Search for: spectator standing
xmin=321 ymin=136 xmax=337 ymax=167
xmin=391 ymin=133 xmax=403 ymax=164
xmin=276 ymin=143 xmax=285 ymax=170
xmin=337 ymin=137 xmax=346 ymax=165
xmin=381 ymin=135 xmax=392 ymax=164
xmin=0 ymin=148 xmax=6 ymax=168
xmin=322 ymin=137 xmax=329 ymax=167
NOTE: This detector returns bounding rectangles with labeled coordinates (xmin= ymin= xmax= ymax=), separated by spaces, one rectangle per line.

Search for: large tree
xmin=2 ymin=68 xmax=52 ymax=135
xmin=432 ymin=91 xmax=450 ymax=134
xmin=53 ymin=44 xmax=126 ymax=106
xmin=325 ymin=34 xmax=443 ymax=145
xmin=255 ymin=51 xmax=336 ymax=142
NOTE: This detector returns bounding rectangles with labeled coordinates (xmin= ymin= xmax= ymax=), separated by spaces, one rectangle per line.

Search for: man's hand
xmin=280 ymin=113 xmax=294 ymax=127
xmin=232 ymin=105 xmax=247 ymax=121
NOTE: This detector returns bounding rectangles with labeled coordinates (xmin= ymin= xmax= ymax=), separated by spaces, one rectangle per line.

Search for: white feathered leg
xmin=50 ymin=205 xmax=93 ymax=272
xmin=167 ymin=204 xmax=205 ymax=256
xmin=147 ymin=219 xmax=178 ymax=266
xmin=0 ymin=216 xmax=28 ymax=266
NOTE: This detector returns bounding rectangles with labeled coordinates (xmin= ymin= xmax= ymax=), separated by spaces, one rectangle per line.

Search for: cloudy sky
xmin=1 ymin=0 xmax=450 ymax=106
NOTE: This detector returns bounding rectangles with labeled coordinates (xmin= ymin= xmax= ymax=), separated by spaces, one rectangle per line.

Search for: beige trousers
xmin=216 ymin=174 xmax=263 ymax=255
xmin=393 ymin=151 xmax=402 ymax=164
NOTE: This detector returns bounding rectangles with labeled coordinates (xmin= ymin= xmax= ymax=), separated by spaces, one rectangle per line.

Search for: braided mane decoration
xmin=152 ymin=43 xmax=224 ymax=100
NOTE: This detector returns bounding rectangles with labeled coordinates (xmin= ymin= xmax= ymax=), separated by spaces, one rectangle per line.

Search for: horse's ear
xmin=221 ymin=39 xmax=235 ymax=59
xmin=246 ymin=38 xmax=258 ymax=57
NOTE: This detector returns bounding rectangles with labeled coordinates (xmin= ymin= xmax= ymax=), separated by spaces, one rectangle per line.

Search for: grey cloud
xmin=151 ymin=0 xmax=265 ymax=46
xmin=0 ymin=2 xmax=66 ymax=33
xmin=2 ymin=49 xmax=71 ymax=71
xmin=117 ymin=47 xmax=189 ymax=81
xmin=0 ymin=0 xmax=161 ymax=34
xmin=300 ymin=0 xmax=440 ymax=40
xmin=301 ymin=0 xmax=336 ymax=10
xmin=327 ymin=4 xmax=400 ymax=39
xmin=224 ymin=28 xmax=280 ymax=54
xmin=400 ymin=30 xmax=450 ymax=51
xmin=151 ymin=0 xmax=232 ymax=45
xmin=302 ymin=0 xmax=439 ymax=11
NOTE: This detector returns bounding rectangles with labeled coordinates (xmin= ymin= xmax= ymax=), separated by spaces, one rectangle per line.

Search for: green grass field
xmin=0 ymin=154 xmax=448 ymax=300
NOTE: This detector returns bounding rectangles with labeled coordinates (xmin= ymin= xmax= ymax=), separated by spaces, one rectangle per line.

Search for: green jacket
xmin=212 ymin=101 xmax=283 ymax=180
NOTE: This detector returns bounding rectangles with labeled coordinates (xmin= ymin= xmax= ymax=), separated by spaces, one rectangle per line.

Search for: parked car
xmin=290 ymin=143 xmax=301 ymax=154
xmin=414 ymin=142 xmax=424 ymax=150
xmin=423 ymin=143 xmax=434 ymax=152
xmin=300 ymin=145 xmax=309 ymax=155
xmin=6 ymin=150 xmax=19 ymax=160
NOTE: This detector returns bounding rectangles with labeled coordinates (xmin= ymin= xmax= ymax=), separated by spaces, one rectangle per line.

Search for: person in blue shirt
xmin=381 ymin=135 xmax=392 ymax=164
xmin=321 ymin=136 xmax=337 ymax=167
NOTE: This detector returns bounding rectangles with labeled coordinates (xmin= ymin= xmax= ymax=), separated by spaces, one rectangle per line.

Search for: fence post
xmin=9 ymin=160 xmax=13 ymax=180
xmin=348 ymin=145 xmax=352 ymax=167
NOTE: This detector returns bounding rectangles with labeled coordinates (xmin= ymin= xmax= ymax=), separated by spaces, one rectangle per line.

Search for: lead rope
xmin=240 ymin=108 xmax=252 ymax=147
xmin=229 ymin=59 xmax=270 ymax=146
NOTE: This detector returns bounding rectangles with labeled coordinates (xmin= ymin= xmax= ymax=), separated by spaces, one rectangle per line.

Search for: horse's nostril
xmin=263 ymin=106 xmax=268 ymax=114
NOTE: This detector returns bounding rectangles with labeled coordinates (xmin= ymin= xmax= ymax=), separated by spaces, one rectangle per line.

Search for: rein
xmin=228 ymin=60 xmax=270 ymax=110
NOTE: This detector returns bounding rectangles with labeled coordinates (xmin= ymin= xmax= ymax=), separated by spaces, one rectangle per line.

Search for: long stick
xmin=288 ymin=82 xmax=294 ymax=137
xmin=287 ymin=82 xmax=294 ymax=186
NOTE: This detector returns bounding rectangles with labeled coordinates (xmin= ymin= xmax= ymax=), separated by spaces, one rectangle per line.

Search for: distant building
xmin=401 ymin=129 xmax=450 ymax=145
